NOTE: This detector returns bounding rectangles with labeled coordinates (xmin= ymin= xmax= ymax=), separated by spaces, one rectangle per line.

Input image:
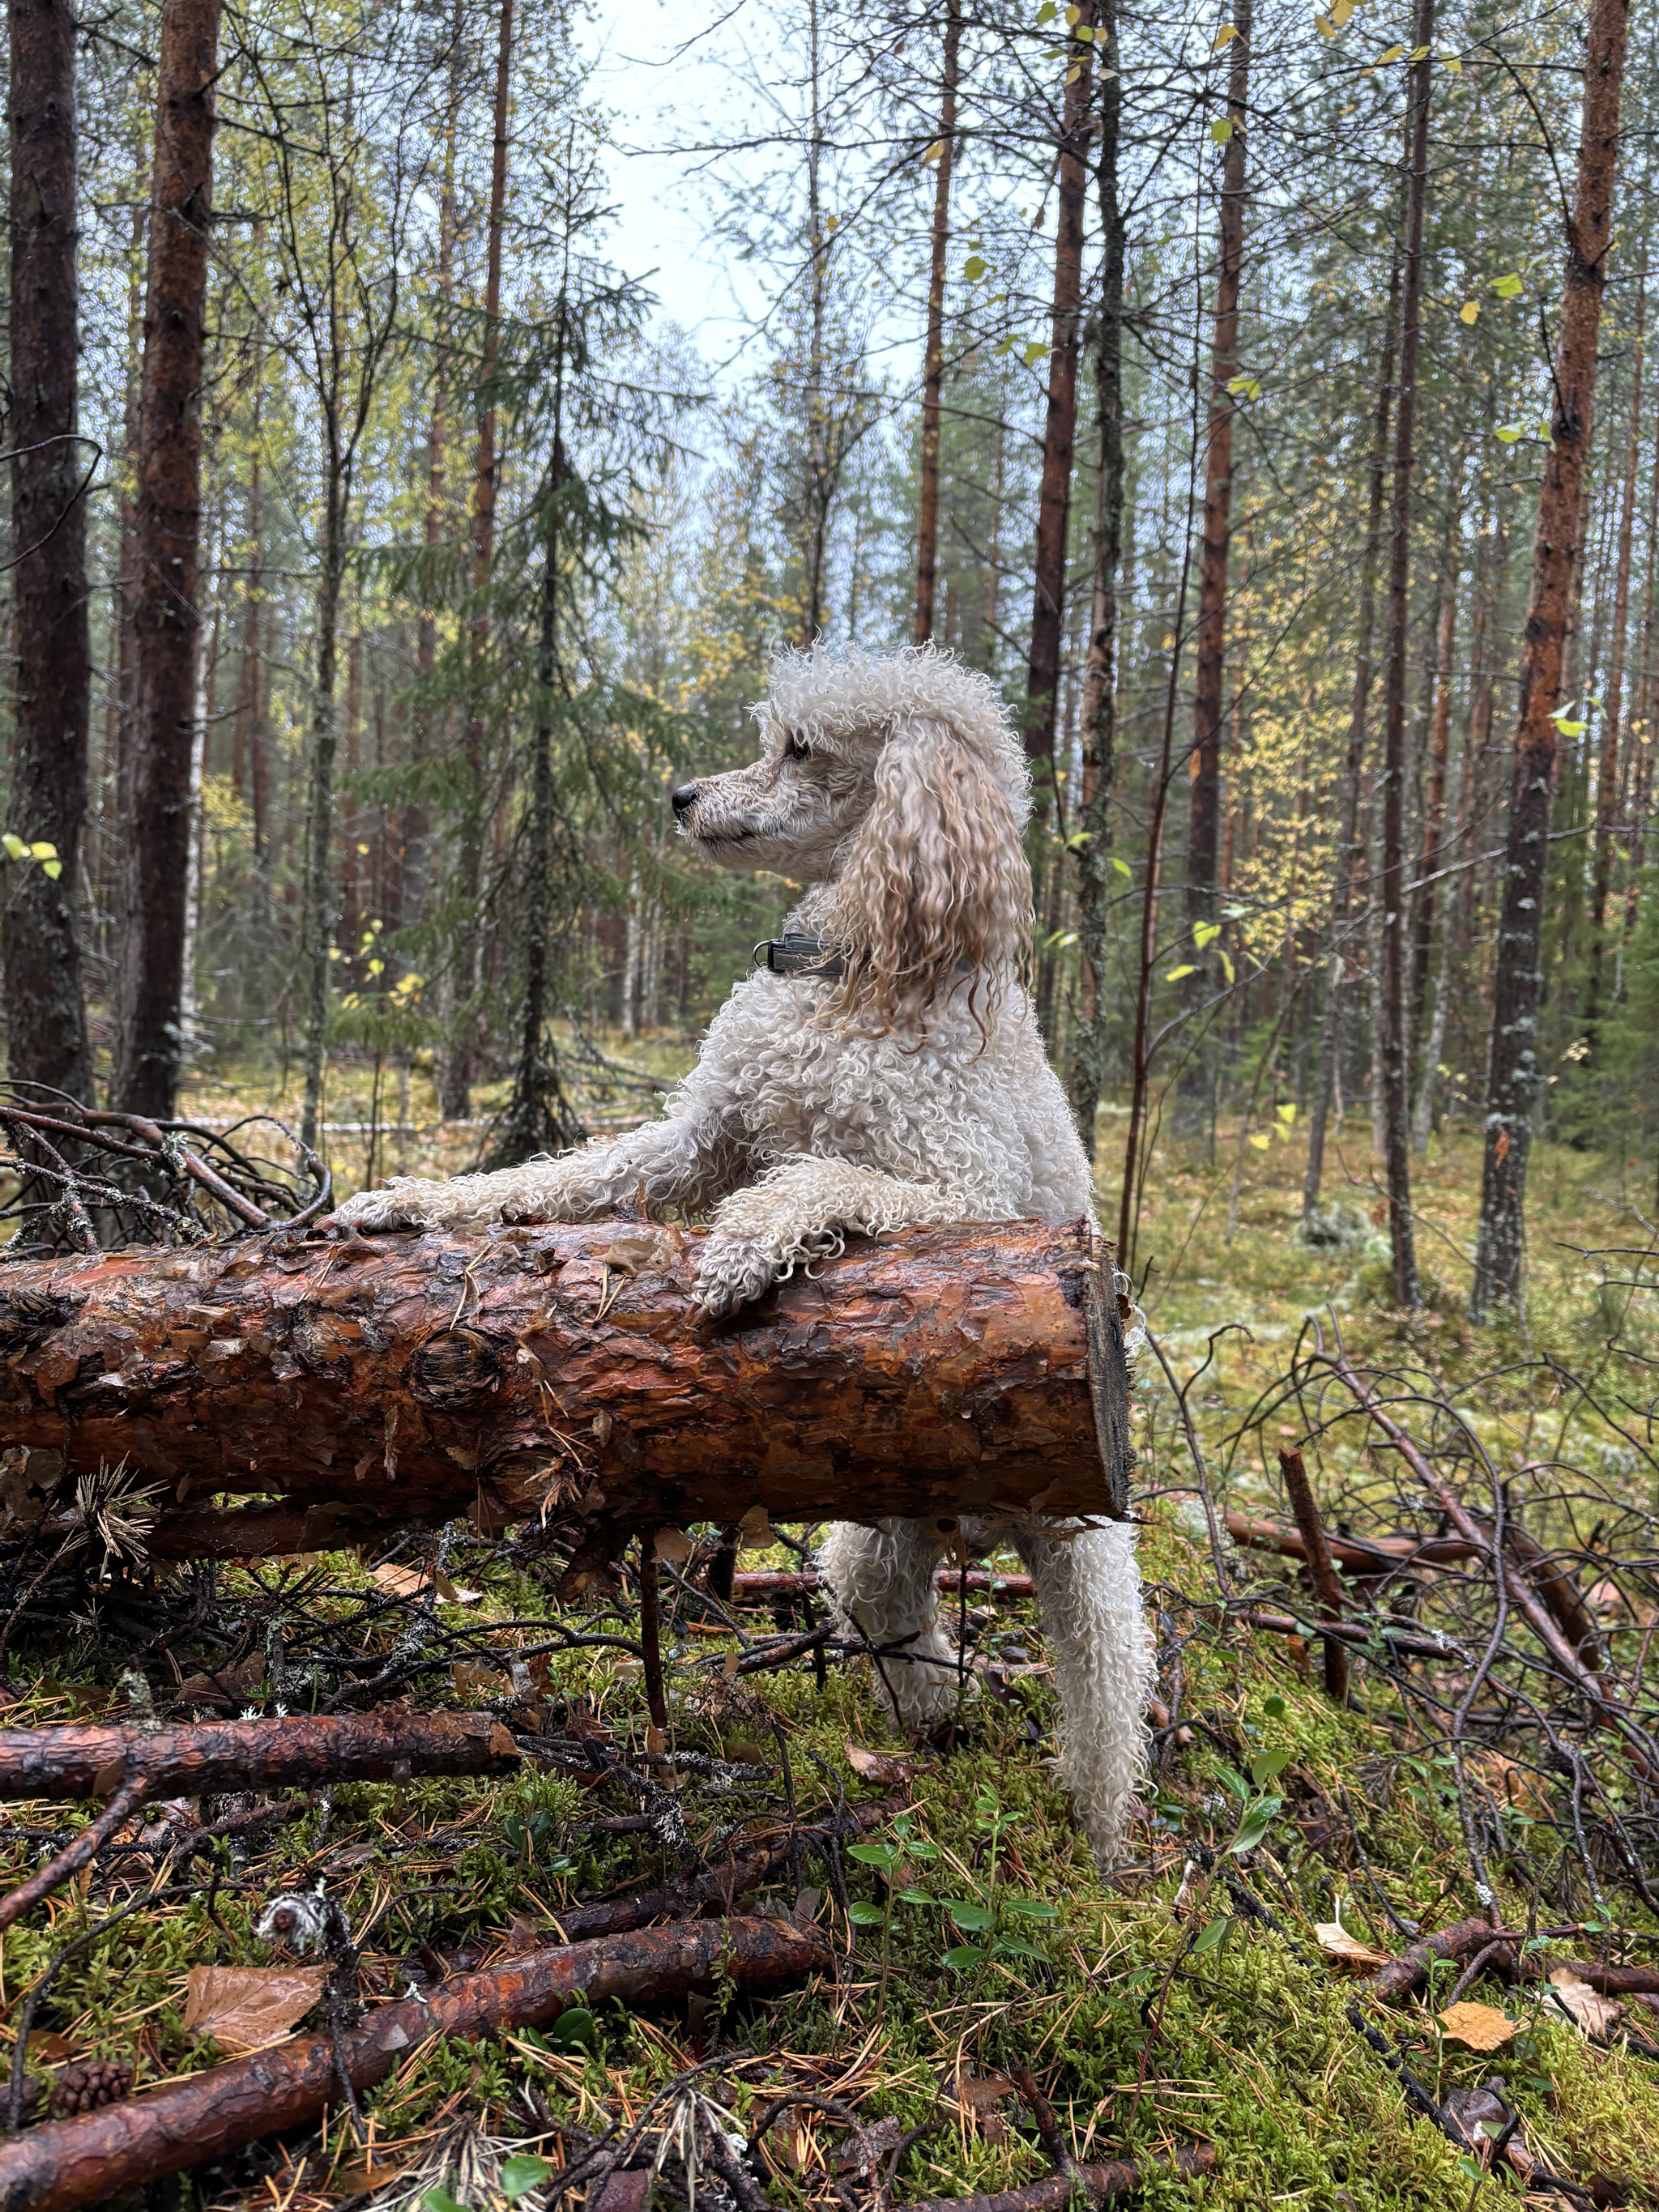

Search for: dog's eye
xmin=785 ymin=735 xmax=811 ymax=761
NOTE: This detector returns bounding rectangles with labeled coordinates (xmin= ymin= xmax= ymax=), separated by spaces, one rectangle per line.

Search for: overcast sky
xmin=577 ymin=0 xmax=774 ymax=365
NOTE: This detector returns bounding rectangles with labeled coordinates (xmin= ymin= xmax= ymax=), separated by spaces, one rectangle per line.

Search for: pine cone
xmin=49 ymin=2059 xmax=133 ymax=2118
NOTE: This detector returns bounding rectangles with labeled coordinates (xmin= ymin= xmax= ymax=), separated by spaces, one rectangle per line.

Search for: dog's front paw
xmin=332 ymin=1178 xmax=476 ymax=1233
xmin=693 ymin=1236 xmax=780 ymax=1317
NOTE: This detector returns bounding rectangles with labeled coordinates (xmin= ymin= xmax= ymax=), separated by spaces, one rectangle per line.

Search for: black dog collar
xmin=752 ymin=933 xmax=847 ymax=981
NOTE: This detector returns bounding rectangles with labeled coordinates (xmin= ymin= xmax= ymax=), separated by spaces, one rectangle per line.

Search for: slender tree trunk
xmin=1584 ymin=269 xmax=1644 ymax=1046
xmin=1408 ymin=523 xmax=1460 ymax=1033
xmin=1303 ymin=249 xmax=1401 ymax=1225
xmin=300 ymin=469 xmax=347 ymax=1151
xmin=800 ymin=0 xmax=831 ymax=641
xmin=1624 ymin=362 xmax=1659 ymax=940
xmin=914 ymin=0 xmax=962 ymax=644
xmin=410 ymin=0 xmax=462 ymax=943
xmin=442 ymin=0 xmax=513 ymax=1121
xmin=1022 ymin=1 xmax=1095 ymax=775
xmin=1377 ymin=0 xmax=1434 ymax=1311
xmin=114 ymin=0 xmax=223 ymax=1119
xmin=5 ymin=0 xmax=92 ymax=1098
xmin=1067 ymin=0 xmax=1124 ymax=1160
xmin=1188 ymin=0 xmax=1251 ymax=948
xmin=1472 ymin=0 xmax=1629 ymax=1320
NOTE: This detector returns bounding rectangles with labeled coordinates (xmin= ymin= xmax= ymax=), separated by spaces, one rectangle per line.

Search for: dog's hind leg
xmin=817 ymin=1519 xmax=961 ymax=1728
xmin=1011 ymin=1517 xmax=1151 ymax=1869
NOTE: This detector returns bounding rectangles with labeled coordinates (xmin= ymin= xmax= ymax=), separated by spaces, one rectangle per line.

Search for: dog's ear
xmin=828 ymin=715 xmax=1031 ymax=1039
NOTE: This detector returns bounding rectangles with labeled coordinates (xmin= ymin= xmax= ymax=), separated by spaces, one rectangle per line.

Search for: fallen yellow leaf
xmin=1436 ymin=2000 xmax=1517 ymax=2051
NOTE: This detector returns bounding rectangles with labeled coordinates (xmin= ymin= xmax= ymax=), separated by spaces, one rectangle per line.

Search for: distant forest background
xmin=2 ymin=0 xmax=1653 ymax=1316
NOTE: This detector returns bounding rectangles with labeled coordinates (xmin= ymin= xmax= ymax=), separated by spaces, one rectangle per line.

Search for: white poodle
xmin=335 ymin=644 xmax=1149 ymax=1865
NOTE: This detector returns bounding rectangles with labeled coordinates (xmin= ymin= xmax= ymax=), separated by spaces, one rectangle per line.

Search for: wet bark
xmin=113 ymin=0 xmax=223 ymax=1119
xmin=5 ymin=0 xmax=93 ymax=1100
xmin=1473 ymin=0 xmax=1630 ymax=1319
xmin=0 ymin=1219 xmax=1132 ymax=1548
xmin=0 ymin=1707 xmax=518 ymax=1801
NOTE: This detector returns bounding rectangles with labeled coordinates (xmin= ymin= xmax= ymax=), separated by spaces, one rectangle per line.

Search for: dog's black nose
xmin=671 ymin=783 xmax=698 ymax=818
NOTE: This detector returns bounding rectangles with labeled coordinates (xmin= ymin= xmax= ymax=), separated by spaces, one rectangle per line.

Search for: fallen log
xmin=0 ymin=1707 xmax=518 ymax=1803
xmin=0 ymin=1219 xmax=1131 ymax=1554
xmin=0 ymin=1915 xmax=831 ymax=2212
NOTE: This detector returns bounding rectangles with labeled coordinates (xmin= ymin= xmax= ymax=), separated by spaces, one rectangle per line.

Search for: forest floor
xmin=2 ymin=1042 xmax=1649 ymax=2207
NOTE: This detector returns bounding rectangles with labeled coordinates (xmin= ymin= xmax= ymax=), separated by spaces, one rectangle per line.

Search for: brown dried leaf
xmin=737 ymin=1504 xmax=774 ymax=1552
xmin=845 ymin=1741 xmax=913 ymax=1785
xmin=369 ymin=1561 xmax=427 ymax=1599
xmin=1548 ymin=1968 xmax=1624 ymax=2039
xmin=1436 ymin=2001 xmax=1517 ymax=2051
xmin=1314 ymin=1922 xmax=1390 ymax=1969
xmin=654 ymin=1528 xmax=694 ymax=1564
xmin=183 ymin=1964 xmax=327 ymax=2052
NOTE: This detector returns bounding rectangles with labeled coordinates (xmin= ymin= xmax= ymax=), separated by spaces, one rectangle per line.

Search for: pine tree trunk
xmin=1022 ymin=2 xmax=1095 ymax=772
xmin=5 ymin=0 xmax=93 ymax=1100
xmin=1066 ymin=0 xmax=1124 ymax=1161
xmin=443 ymin=0 xmax=514 ymax=1122
xmin=1303 ymin=248 xmax=1400 ymax=1225
xmin=913 ymin=0 xmax=962 ymax=644
xmin=114 ymin=0 xmax=223 ymax=1119
xmin=1408 ymin=526 xmax=1460 ymax=1034
xmin=0 ymin=1221 xmax=1133 ymax=1546
xmin=1584 ymin=270 xmax=1644 ymax=1046
xmin=1472 ymin=0 xmax=1630 ymax=1320
xmin=1187 ymin=0 xmax=1251 ymax=949
xmin=407 ymin=6 xmax=462 ymax=948
xmin=299 ymin=488 xmax=346 ymax=1149
xmin=1378 ymin=0 xmax=1435 ymax=1311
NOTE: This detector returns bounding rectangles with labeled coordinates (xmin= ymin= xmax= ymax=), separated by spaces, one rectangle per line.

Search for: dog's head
xmin=672 ymin=643 xmax=1033 ymax=1038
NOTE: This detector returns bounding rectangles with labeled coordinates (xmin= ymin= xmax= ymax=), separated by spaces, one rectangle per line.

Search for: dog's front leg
xmin=332 ymin=1111 xmax=742 ymax=1234
xmin=692 ymin=1157 xmax=989 ymax=1315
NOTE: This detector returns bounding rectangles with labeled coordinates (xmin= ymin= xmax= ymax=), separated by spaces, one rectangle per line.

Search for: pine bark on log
xmin=0 ymin=1916 xmax=830 ymax=2212
xmin=0 ymin=1220 xmax=1132 ymax=1555
xmin=0 ymin=1708 xmax=518 ymax=1802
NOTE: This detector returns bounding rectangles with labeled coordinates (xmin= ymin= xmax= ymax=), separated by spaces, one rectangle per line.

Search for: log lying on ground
xmin=0 ymin=1707 xmax=518 ymax=1803
xmin=0 ymin=1915 xmax=831 ymax=2212
xmin=0 ymin=1219 xmax=1131 ymax=1554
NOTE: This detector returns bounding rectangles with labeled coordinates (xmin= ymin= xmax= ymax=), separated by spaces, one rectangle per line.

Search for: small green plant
xmin=923 ymin=1788 xmax=1062 ymax=1973
xmin=847 ymin=1806 xmax=937 ymax=2001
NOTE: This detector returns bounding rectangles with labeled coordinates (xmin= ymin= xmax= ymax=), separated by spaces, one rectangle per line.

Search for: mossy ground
xmin=0 ymin=1053 xmax=1647 ymax=2206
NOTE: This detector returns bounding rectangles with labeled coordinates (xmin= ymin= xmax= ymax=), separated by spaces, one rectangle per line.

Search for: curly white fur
xmin=336 ymin=641 xmax=1149 ymax=1865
